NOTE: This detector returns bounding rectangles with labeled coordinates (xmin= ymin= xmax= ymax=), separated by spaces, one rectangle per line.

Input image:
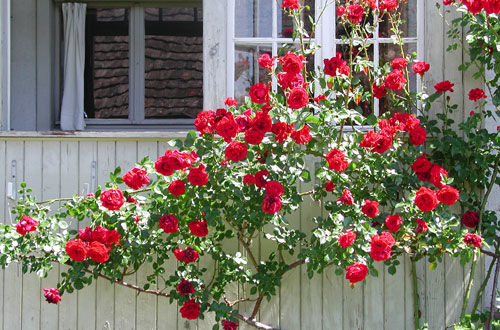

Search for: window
xmin=81 ymin=4 xmax=203 ymax=127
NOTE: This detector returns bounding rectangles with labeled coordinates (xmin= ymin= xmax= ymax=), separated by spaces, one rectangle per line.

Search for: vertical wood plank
xmin=342 ymin=279 xmax=364 ymax=329
xmin=364 ymin=261 xmax=384 ymax=329
xmin=77 ymin=141 xmax=97 ymax=330
xmin=404 ymin=256 xmax=416 ymax=330
xmin=58 ymin=141 xmax=79 ymax=330
xmin=3 ymin=141 xmax=24 ymax=330
xmin=22 ymin=141 xmax=42 ymax=330
xmin=416 ymin=258 xmax=427 ymax=327
xmin=95 ymin=141 xmax=116 ymax=330
xmin=425 ymin=258 xmax=445 ymax=329
xmin=444 ymin=255 xmax=464 ymax=327
xmin=384 ymin=256 xmax=405 ymax=329
xmin=0 ymin=141 xmax=5 ymax=329
xmin=114 ymin=141 xmax=138 ymax=330
xmin=259 ymin=224 xmax=279 ymax=329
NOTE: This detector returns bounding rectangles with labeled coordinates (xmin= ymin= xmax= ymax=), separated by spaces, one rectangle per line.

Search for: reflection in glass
xmin=379 ymin=1 xmax=417 ymax=38
xmin=235 ymin=0 xmax=272 ymax=38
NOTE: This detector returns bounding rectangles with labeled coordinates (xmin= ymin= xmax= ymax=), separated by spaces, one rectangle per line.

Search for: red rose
xmin=391 ymin=57 xmax=407 ymax=70
xmin=437 ymin=185 xmax=459 ymax=205
xmin=347 ymin=4 xmax=364 ymax=24
xmin=265 ymin=181 xmax=284 ymax=196
xmin=272 ymin=121 xmax=293 ymax=143
xmin=411 ymin=154 xmax=432 ymax=173
xmin=249 ymin=83 xmax=270 ymax=104
xmin=250 ymin=111 xmax=273 ymax=132
xmin=337 ymin=188 xmax=354 ymax=205
xmin=255 ymin=170 xmax=270 ymax=188
xmin=462 ymin=0 xmax=482 ymax=14
xmin=243 ymin=174 xmax=256 ymax=185
xmin=372 ymin=82 xmax=387 ymax=99
xmin=122 ymin=167 xmax=150 ymax=190
xmin=183 ymin=247 xmax=199 ymax=263
xmin=88 ymin=241 xmax=109 ymax=263
xmin=345 ymin=262 xmax=369 ymax=283
xmin=188 ymin=164 xmax=209 ymax=186
xmin=194 ymin=110 xmax=216 ymax=136
xmin=324 ymin=53 xmax=348 ymax=77
xmin=90 ymin=225 xmax=109 ymax=244
xmin=483 ymin=0 xmax=500 ymax=14
xmin=174 ymin=248 xmax=184 ymax=261
xmin=224 ymin=97 xmax=238 ymax=107
xmin=412 ymin=61 xmax=430 ymax=76
xmin=314 ymin=94 xmax=327 ymax=103
xmin=414 ymin=187 xmax=439 ymax=212
xmin=362 ymin=200 xmax=380 ymax=218
xmin=416 ymin=219 xmax=428 ymax=234
xmin=464 ymin=233 xmax=482 ymax=248
xmin=159 ymin=215 xmax=179 ymax=234
xmin=168 ymin=180 xmax=186 ymax=196
xmin=179 ymin=299 xmax=200 ymax=320
xmin=468 ymin=88 xmax=487 ymax=101
xmin=15 ymin=216 xmax=39 ymax=236
xmin=105 ymin=229 xmax=121 ymax=247
xmin=325 ymin=181 xmax=336 ymax=192
xmin=216 ymin=112 xmax=239 ymax=142
xmin=279 ymin=52 xmax=304 ymax=74
xmin=443 ymin=0 xmax=453 ymax=5
xmin=258 ymin=53 xmax=275 ymax=70
xmin=189 ymin=219 xmax=208 ymax=237
xmin=262 ymin=195 xmax=282 ymax=214
xmin=380 ymin=0 xmax=399 ymax=11
xmin=462 ymin=211 xmax=479 ymax=228
xmin=429 ymin=164 xmax=449 ymax=187
xmin=177 ymin=279 xmax=195 ymax=296
xmin=370 ymin=231 xmax=395 ymax=261
xmin=222 ymin=320 xmax=239 ymax=330
xmin=244 ymin=128 xmax=265 ymax=145
xmin=43 ymin=288 xmax=61 ymax=304
xmin=290 ymin=125 xmax=312 ymax=144
xmin=225 ymin=141 xmax=248 ymax=162
xmin=385 ymin=70 xmax=406 ymax=90
xmin=325 ymin=149 xmax=348 ymax=172
xmin=385 ymin=215 xmax=402 ymax=233
xmin=338 ymin=229 xmax=356 ymax=248
xmin=434 ymin=80 xmax=455 ymax=93
xmin=360 ymin=131 xmax=393 ymax=153
xmin=278 ymin=72 xmax=305 ymax=90
xmin=287 ymin=87 xmax=309 ymax=109
xmin=409 ymin=126 xmax=427 ymax=145
xmin=100 ymin=189 xmax=124 ymax=211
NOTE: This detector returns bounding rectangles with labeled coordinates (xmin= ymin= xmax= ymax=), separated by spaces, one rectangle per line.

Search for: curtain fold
xmin=60 ymin=3 xmax=86 ymax=131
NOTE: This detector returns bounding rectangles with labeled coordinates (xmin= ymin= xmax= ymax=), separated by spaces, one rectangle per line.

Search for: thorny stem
xmin=252 ymin=295 xmax=264 ymax=319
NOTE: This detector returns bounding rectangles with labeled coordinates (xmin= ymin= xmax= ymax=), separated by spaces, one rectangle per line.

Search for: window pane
xmin=277 ymin=0 xmax=315 ymax=37
xmin=379 ymin=1 xmax=417 ymax=38
xmin=234 ymin=44 xmax=272 ymax=104
xmin=145 ymin=6 xmax=203 ymax=119
xmin=84 ymin=9 xmax=130 ymax=119
xmin=235 ymin=0 xmax=272 ymax=38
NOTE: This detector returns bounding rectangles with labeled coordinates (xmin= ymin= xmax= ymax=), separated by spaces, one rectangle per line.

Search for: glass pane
xmin=84 ymin=8 xmax=130 ymax=119
xmin=235 ymin=0 xmax=273 ymax=38
xmin=234 ymin=44 xmax=273 ymax=105
xmin=278 ymin=0 xmax=315 ymax=38
xmin=144 ymin=6 xmax=203 ymax=119
xmin=379 ymin=0 xmax=417 ymax=38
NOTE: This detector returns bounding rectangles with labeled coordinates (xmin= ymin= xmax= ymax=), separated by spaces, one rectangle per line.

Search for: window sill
xmin=0 ymin=130 xmax=192 ymax=140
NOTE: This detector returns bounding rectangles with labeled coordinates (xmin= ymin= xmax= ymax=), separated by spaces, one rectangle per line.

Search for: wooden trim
xmin=53 ymin=1 xmax=202 ymax=7
xmin=0 ymin=130 xmax=190 ymax=140
xmin=0 ymin=0 xmax=10 ymax=131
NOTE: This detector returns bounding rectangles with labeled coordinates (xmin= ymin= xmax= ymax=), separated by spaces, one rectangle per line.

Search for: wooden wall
xmin=0 ymin=135 xmax=485 ymax=330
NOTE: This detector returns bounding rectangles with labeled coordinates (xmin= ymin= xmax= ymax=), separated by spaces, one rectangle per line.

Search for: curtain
xmin=60 ymin=3 xmax=86 ymax=131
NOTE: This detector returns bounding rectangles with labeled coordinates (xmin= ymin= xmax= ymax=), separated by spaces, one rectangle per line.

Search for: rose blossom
xmin=412 ymin=61 xmax=430 ymax=76
xmin=324 ymin=53 xmax=348 ymax=77
xmin=385 ymin=215 xmax=402 ymax=233
xmin=463 ymin=233 xmax=482 ymax=248
xmin=373 ymin=82 xmax=387 ymax=99
xmin=174 ymin=247 xmax=199 ymax=263
xmin=189 ymin=219 xmax=208 ymax=237
xmin=282 ymin=0 xmax=300 ymax=10
xmin=122 ymin=167 xmax=150 ymax=190
xmin=437 ymin=185 xmax=460 ymax=205
xmin=43 ymin=288 xmax=61 ymax=304
xmin=188 ymin=164 xmax=209 ymax=186
xmin=180 ymin=299 xmax=200 ymax=320
xmin=462 ymin=0 xmax=482 ymax=14
xmin=216 ymin=112 xmax=239 ymax=142
xmin=338 ymin=188 xmax=354 ymax=205
xmin=360 ymin=131 xmax=393 ymax=153
xmin=272 ymin=121 xmax=292 ymax=143
xmin=385 ymin=70 xmax=406 ymax=90
xmin=168 ymin=180 xmax=186 ymax=196
xmin=278 ymin=72 xmax=304 ymax=90
xmin=362 ymin=200 xmax=380 ymax=218
xmin=243 ymin=174 xmax=256 ymax=185
xmin=434 ymin=80 xmax=455 ymax=93
xmin=287 ymin=87 xmax=309 ymax=109
xmin=380 ymin=0 xmax=399 ymax=11
xmin=265 ymin=181 xmax=284 ymax=196
xmin=15 ymin=216 xmax=39 ymax=236
xmin=429 ymin=164 xmax=449 ymax=187
xmin=88 ymin=241 xmax=109 ymax=263
xmin=65 ymin=239 xmax=88 ymax=261
xmin=279 ymin=52 xmax=304 ymax=74
xmin=325 ymin=149 xmax=348 ymax=172
xmin=468 ymin=88 xmax=487 ymax=101
xmin=224 ymin=97 xmax=238 ymax=107
xmin=345 ymin=262 xmax=369 ymax=283
xmin=258 ymin=53 xmax=275 ymax=70
xmin=290 ymin=125 xmax=312 ymax=144
xmin=370 ymin=231 xmax=395 ymax=261
xmin=225 ymin=141 xmax=248 ymax=162
xmin=249 ymin=83 xmax=270 ymax=104
xmin=391 ymin=57 xmax=407 ymax=70
xmin=255 ymin=170 xmax=270 ymax=188
xmin=483 ymin=0 xmax=500 ymax=14
xmin=347 ymin=4 xmax=364 ymax=24
xmin=416 ymin=219 xmax=428 ymax=234
xmin=194 ymin=110 xmax=216 ymax=136
xmin=244 ymin=127 xmax=265 ymax=145
xmin=409 ymin=126 xmax=427 ymax=145
xmin=325 ymin=181 xmax=336 ymax=192
xmin=462 ymin=211 xmax=479 ymax=228
xmin=222 ymin=320 xmax=239 ymax=330
xmin=338 ymin=229 xmax=356 ymax=248
xmin=159 ymin=215 xmax=179 ymax=234
xmin=262 ymin=195 xmax=282 ymax=214
xmin=177 ymin=279 xmax=195 ymax=296
xmin=411 ymin=154 xmax=432 ymax=174
xmin=100 ymin=189 xmax=124 ymax=211
xmin=414 ymin=187 xmax=439 ymax=212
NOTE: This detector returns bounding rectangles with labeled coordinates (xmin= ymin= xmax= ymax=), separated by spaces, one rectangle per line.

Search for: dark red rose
xmin=385 ymin=215 xmax=402 ymax=233
xmin=15 ymin=216 xmax=39 ymax=236
xmin=370 ymin=231 xmax=395 ymax=261
xmin=325 ymin=149 xmax=348 ymax=172
xmin=265 ymin=181 xmax=284 ymax=196
xmin=249 ymin=83 xmax=270 ymax=104
xmin=182 ymin=247 xmax=199 ymax=263
xmin=437 ymin=185 xmax=459 ymax=205
xmin=462 ymin=211 xmax=479 ymax=228
xmin=122 ymin=167 xmax=150 ymax=190
xmin=411 ymin=154 xmax=432 ymax=173
xmin=347 ymin=4 xmax=364 ymax=24
xmin=262 ymin=195 xmax=282 ymax=214
xmin=65 ymin=239 xmax=88 ymax=261
xmin=224 ymin=97 xmax=238 ymax=107
xmin=345 ymin=262 xmax=368 ymax=283
xmin=325 ymin=181 xmax=335 ymax=192
xmin=279 ymin=52 xmax=304 ymax=74
xmin=100 ymin=189 xmax=124 ymax=211
xmin=434 ymin=80 xmax=455 ymax=93
xmin=177 ymin=279 xmax=195 ymax=296
xmin=258 ymin=53 xmax=275 ymax=70
xmin=225 ymin=141 xmax=248 ymax=162
xmin=245 ymin=128 xmax=265 ymax=145
xmin=179 ymin=299 xmax=200 ymax=320
xmin=243 ymin=174 xmax=256 ymax=185
xmin=412 ymin=61 xmax=430 ymax=76
xmin=189 ymin=219 xmax=208 ymax=237
xmin=222 ymin=320 xmax=239 ymax=330
xmin=250 ymin=111 xmax=273 ymax=132
xmin=372 ymin=82 xmax=387 ymax=99
xmin=194 ymin=110 xmax=216 ymax=136
xmin=255 ymin=170 xmax=270 ymax=188
xmin=174 ymin=248 xmax=184 ymax=261
xmin=88 ymin=241 xmax=109 ymax=263
xmin=287 ymin=87 xmax=309 ymax=109
xmin=168 ymin=180 xmax=186 ymax=196
xmin=43 ymin=288 xmax=61 ymax=304
xmin=159 ymin=215 xmax=179 ymax=234
xmin=416 ymin=219 xmax=428 ymax=234
xmin=362 ymin=200 xmax=380 ymax=218
xmin=188 ymin=164 xmax=209 ymax=186
xmin=337 ymin=188 xmax=354 ymax=205
xmin=409 ymin=126 xmax=427 ymax=145
xmin=391 ymin=57 xmax=407 ymax=70
xmin=282 ymin=0 xmax=300 ymax=9
xmin=414 ymin=187 xmax=439 ymax=212
xmin=468 ymin=88 xmax=487 ymax=101
xmin=272 ymin=121 xmax=293 ymax=143
xmin=429 ymin=164 xmax=449 ymax=187
xmin=216 ymin=112 xmax=239 ymax=142
xmin=338 ymin=229 xmax=356 ymax=248
xmin=324 ymin=53 xmax=348 ymax=77
xmin=385 ymin=70 xmax=406 ymax=90
xmin=463 ymin=233 xmax=482 ymax=248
